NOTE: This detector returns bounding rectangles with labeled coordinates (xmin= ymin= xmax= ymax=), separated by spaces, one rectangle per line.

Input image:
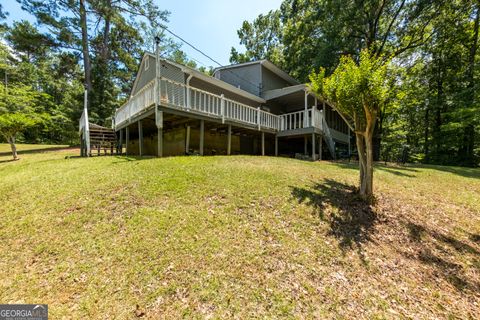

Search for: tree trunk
xmin=356 ymin=132 xmax=367 ymax=195
xmin=434 ymin=69 xmax=443 ymax=161
xmin=424 ymin=103 xmax=430 ymax=163
xmin=360 ymin=106 xmax=377 ymax=202
xmin=8 ymin=136 xmax=18 ymax=160
xmin=101 ymin=0 xmax=112 ymax=62
xmin=364 ymin=130 xmax=374 ymax=198
xmin=79 ymin=0 xmax=92 ymax=96
xmin=461 ymin=4 xmax=479 ymax=166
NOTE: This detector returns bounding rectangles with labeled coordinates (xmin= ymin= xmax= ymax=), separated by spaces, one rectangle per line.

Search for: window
xmin=144 ymin=58 xmax=149 ymax=71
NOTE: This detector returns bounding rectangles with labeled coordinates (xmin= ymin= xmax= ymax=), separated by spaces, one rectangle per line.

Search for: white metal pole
xmin=155 ymin=36 xmax=160 ymax=108
xmin=154 ymin=36 xmax=163 ymax=158
xmin=304 ymin=91 xmax=308 ymax=127
xmin=84 ymin=90 xmax=90 ymax=156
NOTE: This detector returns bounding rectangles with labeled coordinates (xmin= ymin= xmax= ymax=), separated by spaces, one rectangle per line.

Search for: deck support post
xmin=157 ymin=128 xmax=163 ymax=157
xmin=80 ymin=135 xmax=84 ymax=157
xmin=138 ymin=120 xmax=143 ymax=157
xmin=304 ymin=136 xmax=308 ymax=155
xmin=185 ymin=125 xmax=191 ymax=154
xmin=312 ymin=133 xmax=316 ymax=161
xmin=118 ymin=129 xmax=123 ymax=155
xmin=199 ymin=120 xmax=204 ymax=156
xmin=126 ymin=126 xmax=129 ymax=156
xmin=275 ymin=135 xmax=278 ymax=156
xmin=319 ymin=135 xmax=323 ymax=160
xmin=227 ymin=124 xmax=232 ymax=155
xmin=261 ymin=132 xmax=265 ymax=156
xmin=156 ymin=108 xmax=163 ymax=157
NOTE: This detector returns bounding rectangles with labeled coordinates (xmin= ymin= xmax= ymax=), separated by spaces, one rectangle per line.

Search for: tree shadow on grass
xmin=334 ymin=161 xmax=480 ymax=179
xmin=0 ymin=158 xmax=17 ymax=164
xmin=111 ymin=155 xmax=157 ymax=164
xmin=333 ymin=162 xmax=418 ymax=177
xmin=469 ymin=233 xmax=480 ymax=243
xmin=291 ymin=179 xmax=377 ymax=262
xmin=0 ymin=146 xmax=74 ymax=157
xmin=420 ymin=164 xmax=480 ymax=179
xmin=405 ymin=222 xmax=480 ymax=293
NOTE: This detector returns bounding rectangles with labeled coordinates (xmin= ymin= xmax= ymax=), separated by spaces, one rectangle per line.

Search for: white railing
xmin=115 ymin=77 xmax=282 ymax=131
xmin=279 ymin=108 xmax=324 ymax=131
xmin=280 ymin=110 xmax=304 ymax=131
xmin=224 ymin=98 xmax=258 ymax=126
xmin=260 ymin=110 xmax=280 ymax=131
xmin=115 ymin=80 xmax=155 ymax=126
xmin=312 ymin=108 xmax=323 ymax=129
xmin=115 ymin=78 xmax=331 ymax=139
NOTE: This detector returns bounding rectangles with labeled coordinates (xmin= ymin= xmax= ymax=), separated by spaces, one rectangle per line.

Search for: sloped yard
xmin=0 ymin=148 xmax=479 ymax=318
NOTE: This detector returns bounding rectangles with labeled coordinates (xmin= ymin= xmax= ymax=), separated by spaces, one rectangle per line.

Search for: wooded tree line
xmin=231 ymin=0 xmax=480 ymax=167
xmin=0 ymin=0 xmax=200 ymax=147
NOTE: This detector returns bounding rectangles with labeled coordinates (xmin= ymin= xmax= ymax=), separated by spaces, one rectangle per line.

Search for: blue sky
xmin=3 ymin=0 xmax=283 ymax=67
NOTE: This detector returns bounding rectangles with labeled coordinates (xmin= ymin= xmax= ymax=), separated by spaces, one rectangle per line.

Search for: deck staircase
xmin=79 ymin=106 xmax=118 ymax=156
xmin=88 ymin=123 xmax=117 ymax=155
xmin=321 ymin=116 xmax=336 ymax=159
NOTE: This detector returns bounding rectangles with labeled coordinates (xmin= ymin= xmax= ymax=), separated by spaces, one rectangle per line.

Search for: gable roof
xmin=213 ymin=60 xmax=299 ymax=86
xmin=130 ymin=53 xmax=266 ymax=104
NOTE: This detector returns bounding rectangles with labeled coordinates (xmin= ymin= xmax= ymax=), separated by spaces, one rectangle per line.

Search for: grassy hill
xmin=0 ymin=147 xmax=479 ymax=318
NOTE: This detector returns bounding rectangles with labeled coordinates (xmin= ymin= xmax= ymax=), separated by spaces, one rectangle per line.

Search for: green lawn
xmin=0 ymin=149 xmax=479 ymax=318
xmin=0 ymin=143 xmax=70 ymax=155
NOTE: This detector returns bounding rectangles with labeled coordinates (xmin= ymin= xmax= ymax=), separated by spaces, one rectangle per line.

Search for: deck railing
xmin=115 ymin=77 xmax=322 ymax=134
xmin=279 ymin=108 xmax=324 ymax=131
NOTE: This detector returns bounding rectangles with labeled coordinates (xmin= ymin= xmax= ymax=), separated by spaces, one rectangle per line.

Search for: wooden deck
xmin=111 ymin=76 xmax=349 ymax=159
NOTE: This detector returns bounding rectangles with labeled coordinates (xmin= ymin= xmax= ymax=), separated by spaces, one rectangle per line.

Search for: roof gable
xmin=213 ymin=60 xmax=299 ymax=85
xmin=130 ymin=52 xmax=266 ymax=103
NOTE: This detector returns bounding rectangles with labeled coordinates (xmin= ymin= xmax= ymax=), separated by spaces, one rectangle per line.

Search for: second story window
xmin=144 ymin=58 xmax=149 ymax=71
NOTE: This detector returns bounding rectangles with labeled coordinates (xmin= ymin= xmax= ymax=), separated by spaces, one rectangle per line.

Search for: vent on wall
xmin=144 ymin=58 xmax=149 ymax=71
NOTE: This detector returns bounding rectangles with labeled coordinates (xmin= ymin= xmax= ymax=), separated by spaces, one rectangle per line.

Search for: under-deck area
xmin=116 ymin=107 xmax=344 ymax=161
xmin=118 ymin=111 xmax=278 ymax=157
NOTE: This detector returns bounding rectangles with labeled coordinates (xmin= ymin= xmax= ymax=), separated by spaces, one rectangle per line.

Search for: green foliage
xmin=229 ymin=10 xmax=284 ymax=66
xmin=0 ymin=83 xmax=49 ymax=155
xmin=310 ymin=50 xmax=389 ymax=129
xmin=0 ymin=112 xmax=38 ymax=140
xmin=6 ymin=21 xmax=55 ymax=61
xmin=233 ymin=0 xmax=480 ymax=166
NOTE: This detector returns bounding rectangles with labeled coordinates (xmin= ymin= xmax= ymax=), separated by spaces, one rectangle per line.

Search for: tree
xmin=6 ymin=20 xmax=55 ymax=62
xmin=382 ymin=0 xmax=480 ymax=166
xmin=0 ymin=85 xmax=46 ymax=160
xmin=229 ymin=10 xmax=284 ymax=66
xmin=232 ymin=0 xmax=440 ymax=163
xmin=310 ymin=50 xmax=390 ymax=200
xmin=18 ymin=0 xmax=171 ymax=124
